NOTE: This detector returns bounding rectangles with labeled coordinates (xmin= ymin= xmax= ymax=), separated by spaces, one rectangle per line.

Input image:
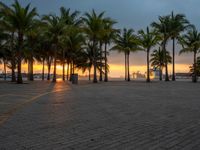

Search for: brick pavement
xmin=0 ymin=81 xmax=200 ymax=149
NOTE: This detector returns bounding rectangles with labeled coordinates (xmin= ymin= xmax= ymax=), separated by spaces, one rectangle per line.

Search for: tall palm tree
xmin=0 ymin=32 xmax=9 ymax=80
xmin=169 ymin=11 xmax=190 ymax=81
xmin=60 ymin=7 xmax=81 ymax=27
xmin=76 ymin=42 xmax=108 ymax=81
xmin=76 ymin=46 xmax=93 ymax=81
xmin=42 ymin=14 xmax=65 ymax=82
xmin=189 ymin=56 xmax=200 ymax=76
xmin=0 ymin=3 xmax=17 ymax=82
xmin=112 ymin=28 xmax=139 ymax=81
xmin=101 ymin=19 xmax=117 ymax=82
xmin=62 ymin=28 xmax=84 ymax=81
xmin=138 ymin=26 xmax=160 ymax=82
xmin=98 ymin=18 xmax=116 ymax=82
xmin=150 ymin=47 xmax=172 ymax=81
xmin=152 ymin=15 xmax=171 ymax=81
xmin=82 ymin=9 xmax=106 ymax=83
xmin=4 ymin=1 xmax=37 ymax=83
xmin=25 ymin=20 xmax=41 ymax=81
xmin=179 ymin=28 xmax=200 ymax=82
xmin=59 ymin=7 xmax=81 ymax=81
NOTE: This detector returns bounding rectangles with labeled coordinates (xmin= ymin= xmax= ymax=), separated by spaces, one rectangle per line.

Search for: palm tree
xmin=169 ymin=11 xmax=190 ymax=81
xmin=112 ymin=28 xmax=139 ymax=81
xmin=151 ymin=15 xmax=171 ymax=81
xmin=82 ymin=10 xmax=106 ymax=83
xmin=77 ymin=49 xmax=93 ymax=81
xmin=150 ymin=47 xmax=172 ymax=81
xmin=4 ymin=1 xmax=37 ymax=83
xmin=59 ymin=7 xmax=81 ymax=81
xmin=25 ymin=20 xmax=41 ymax=81
xmin=189 ymin=56 xmax=200 ymax=76
xmin=76 ymin=43 xmax=93 ymax=81
xmin=0 ymin=33 xmax=9 ymax=80
xmin=42 ymin=14 xmax=65 ymax=82
xmin=60 ymin=7 xmax=81 ymax=27
xmin=76 ymin=42 xmax=108 ymax=81
xmin=138 ymin=26 xmax=160 ymax=82
xmin=0 ymin=3 xmax=17 ymax=82
xmin=179 ymin=28 xmax=200 ymax=82
xmin=62 ymin=28 xmax=84 ymax=81
xmin=101 ymin=19 xmax=117 ymax=82
xmin=98 ymin=18 xmax=116 ymax=82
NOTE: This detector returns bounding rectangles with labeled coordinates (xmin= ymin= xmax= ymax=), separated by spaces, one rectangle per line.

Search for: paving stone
xmin=0 ymin=81 xmax=200 ymax=149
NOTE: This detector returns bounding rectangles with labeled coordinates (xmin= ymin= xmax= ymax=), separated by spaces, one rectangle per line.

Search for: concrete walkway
xmin=0 ymin=81 xmax=200 ymax=149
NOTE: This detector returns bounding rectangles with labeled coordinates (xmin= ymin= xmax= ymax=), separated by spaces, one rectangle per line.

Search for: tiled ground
xmin=0 ymin=81 xmax=200 ymax=150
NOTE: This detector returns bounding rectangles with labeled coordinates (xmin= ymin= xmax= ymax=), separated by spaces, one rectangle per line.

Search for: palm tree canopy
xmin=179 ymin=28 xmax=200 ymax=55
xmin=82 ymin=9 xmax=108 ymax=41
xmin=138 ymin=26 xmax=161 ymax=51
xmin=170 ymin=11 xmax=191 ymax=38
xmin=111 ymin=28 xmax=140 ymax=54
xmin=98 ymin=18 xmax=118 ymax=44
xmin=151 ymin=15 xmax=172 ymax=42
xmin=150 ymin=48 xmax=172 ymax=69
xmin=42 ymin=14 xmax=66 ymax=44
xmin=60 ymin=7 xmax=81 ymax=27
xmin=0 ymin=0 xmax=37 ymax=33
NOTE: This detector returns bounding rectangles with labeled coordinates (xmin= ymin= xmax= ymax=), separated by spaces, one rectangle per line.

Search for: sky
xmin=1 ymin=0 xmax=200 ymax=77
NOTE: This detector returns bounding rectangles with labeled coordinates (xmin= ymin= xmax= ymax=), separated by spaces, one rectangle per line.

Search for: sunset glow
xmin=0 ymin=63 xmax=191 ymax=78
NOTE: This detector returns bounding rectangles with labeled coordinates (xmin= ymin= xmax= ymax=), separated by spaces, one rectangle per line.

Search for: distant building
xmin=176 ymin=73 xmax=191 ymax=79
xmin=144 ymin=68 xmax=160 ymax=79
xmin=152 ymin=68 xmax=160 ymax=79
xmin=132 ymin=71 xmax=145 ymax=79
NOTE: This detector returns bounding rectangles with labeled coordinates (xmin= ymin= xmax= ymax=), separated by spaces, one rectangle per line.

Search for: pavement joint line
xmin=0 ymin=87 xmax=71 ymax=127
xmin=0 ymin=94 xmax=10 ymax=98
xmin=0 ymin=94 xmax=31 ymax=99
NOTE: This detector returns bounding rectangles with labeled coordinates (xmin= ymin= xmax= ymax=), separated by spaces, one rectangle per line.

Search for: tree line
xmin=0 ymin=1 xmax=200 ymax=84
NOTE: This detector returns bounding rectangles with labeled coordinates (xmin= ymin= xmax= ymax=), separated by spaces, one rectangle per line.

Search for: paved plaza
xmin=0 ymin=80 xmax=200 ymax=149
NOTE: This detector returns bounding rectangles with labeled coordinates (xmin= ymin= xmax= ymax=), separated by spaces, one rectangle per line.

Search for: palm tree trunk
xmin=93 ymin=41 xmax=97 ymax=83
xmin=62 ymin=49 xmax=65 ymax=81
xmin=72 ymin=61 xmax=75 ymax=74
xmin=3 ymin=60 xmax=6 ymax=81
xmin=47 ymin=58 xmax=51 ymax=81
xmin=99 ymin=42 xmax=103 ymax=81
xmin=52 ymin=56 xmax=57 ymax=82
xmin=62 ymin=62 xmax=65 ymax=81
xmin=89 ymin=68 xmax=91 ymax=81
xmin=42 ymin=58 xmax=45 ymax=81
xmin=165 ymin=63 xmax=169 ymax=81
xmin=17 ymin=32 xmax=23 ymax=84
xmin=125 ymin=52 xmax=127 ymax=81
xmin=28 ymin=61 xmax=31 ymax=80
xmin=193 ymin=51 xmax=197 ymax=82
xmin=93 ymin=59 xmax=97 ymax=83
xmin=172 ymin=37 xmax=176 ymax=81
xmin=67 ymin=61 xmax=69 ymax=81
xmin=28 ymin=59 xmax=34 ymax=81
xmin=11 ymin=63 xmax=16 ymax=82
xmin=163 ymin=40 xmax=169 ymax=81
xmin=17 ymin=56 xmax=23 ymax=84
xmin=104 ymin=43 xmax=108 ymax=82
xmin=127 ymin=52 xmax=130 ymax=81
xmin=159 ymin=66 xmax=162 ymax=81
xmin=11 ymin=32 xmax=16 ymax=82
xmin=52 ymin=44 xmax=57 ymax=82
xmin=70 ymin=62 xmax=72 ymax=81
xmin=146 ymin=49 xmax=150 ymax=82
